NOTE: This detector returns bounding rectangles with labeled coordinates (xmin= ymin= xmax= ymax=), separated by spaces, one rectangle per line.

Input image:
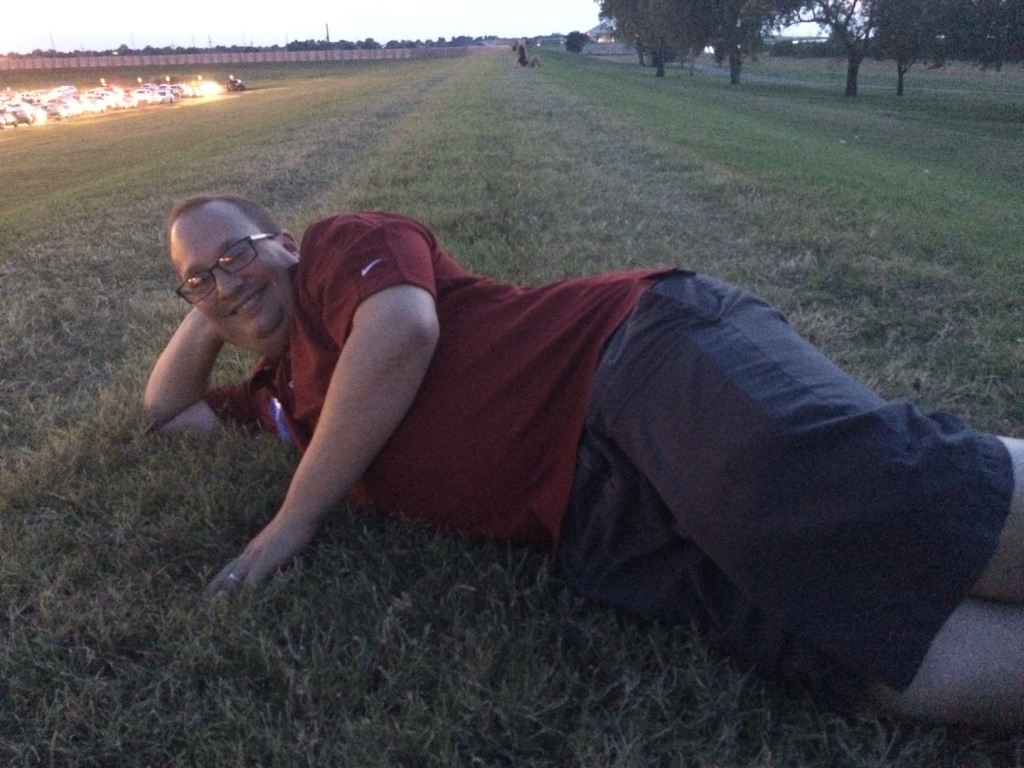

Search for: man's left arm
xmin=206 ymin=283 xmax=439 ymax=596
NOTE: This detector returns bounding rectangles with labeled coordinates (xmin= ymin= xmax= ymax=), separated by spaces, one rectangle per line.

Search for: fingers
xmin=206 ymin=558 xmax=250 ymax=600
xmin=203 ymin=516 xmax=317 ymax=599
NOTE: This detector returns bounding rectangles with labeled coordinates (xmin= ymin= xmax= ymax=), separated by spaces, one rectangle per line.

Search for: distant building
xmin=587 ymin=21 xmax=616 ymax=43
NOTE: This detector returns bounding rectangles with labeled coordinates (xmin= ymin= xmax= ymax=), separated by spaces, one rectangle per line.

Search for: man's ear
xmin=280 ymin=230 xmax=300 ymax=255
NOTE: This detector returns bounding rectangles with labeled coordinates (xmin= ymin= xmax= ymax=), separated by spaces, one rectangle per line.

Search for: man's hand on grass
xmin=206 ymin=514 xmax=319 ymax=599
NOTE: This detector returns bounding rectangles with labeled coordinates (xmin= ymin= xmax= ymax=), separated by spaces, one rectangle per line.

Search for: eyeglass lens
xmin=176 ymin=233 xmax=277 ymax=303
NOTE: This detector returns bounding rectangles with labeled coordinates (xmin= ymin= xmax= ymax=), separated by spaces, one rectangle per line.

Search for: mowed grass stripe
xmin=313 ymin=50 xmax=717 ymax=285
xmin=545 ymin=53 xmax=1023 ymax=277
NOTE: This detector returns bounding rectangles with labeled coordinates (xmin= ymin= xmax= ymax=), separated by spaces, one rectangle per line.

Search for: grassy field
xmin=1 ymin=49 xmax=1023 ymax=765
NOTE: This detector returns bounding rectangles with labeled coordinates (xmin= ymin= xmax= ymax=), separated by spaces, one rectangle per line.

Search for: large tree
xmin=601 ymin=0 xmax=693 ymax=76
xmin=600 ymin=0 xmax=787 ymax=81
xmin=782 ymin=1 xmax=880 ymax=96
xmin=872 ymin=0 xmax=947 ymax=95
xmin=701 ymin=0 xmax=778 ymax=83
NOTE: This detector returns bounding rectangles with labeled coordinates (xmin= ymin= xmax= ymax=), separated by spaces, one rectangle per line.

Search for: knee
xmin=862 ymin=599 xmax=1024 ymax=730
xmin=973 ymin=437 xmax=1024 ymax=601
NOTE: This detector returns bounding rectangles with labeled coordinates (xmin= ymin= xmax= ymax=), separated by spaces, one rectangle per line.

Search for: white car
xmin=60 ymin=97 xmax=85 ymax=116
xmin=79 ymin=95 xmax=107 ymax=113
xmin=43 ymin=101 xmax=72 ymax=120
xmin=153 ymin=85 xmax=177 ymax=104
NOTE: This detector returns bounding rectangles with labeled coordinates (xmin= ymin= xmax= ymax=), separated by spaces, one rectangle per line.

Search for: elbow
xmin=142 ymin=370 xmax=186 ymax=428
xmin=142 ymin=382 xmax=203 ymax=433
xmin=142 ymin=385 xmax=170 ymax=429
xmin=142 ymin=394 xmax=180 ymax=433
xmin=143 ymin=393 xmax=221 ymax=435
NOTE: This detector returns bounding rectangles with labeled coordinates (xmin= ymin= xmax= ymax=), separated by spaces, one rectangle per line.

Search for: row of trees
xmin=597 ymin=0 xmax=1024 ymax=95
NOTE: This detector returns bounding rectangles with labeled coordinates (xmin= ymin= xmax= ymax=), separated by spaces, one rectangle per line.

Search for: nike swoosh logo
xmin=361 ymin=258 xmax=385 ymax=277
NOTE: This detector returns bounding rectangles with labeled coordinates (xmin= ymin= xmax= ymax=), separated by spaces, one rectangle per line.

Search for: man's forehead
xmin=171 ymin=202 xmax=258 ymax=259
xmin=173 ymin=200 xmax=258 ymax=238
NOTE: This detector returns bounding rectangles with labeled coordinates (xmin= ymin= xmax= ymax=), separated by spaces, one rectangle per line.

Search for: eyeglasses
xmin=175 ymin=232 xmax=279 ymax=304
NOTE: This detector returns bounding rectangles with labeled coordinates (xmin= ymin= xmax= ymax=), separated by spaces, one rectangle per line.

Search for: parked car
xmin=46 ymin=85 xmax=78 ymax=102
xmin=80 ymin=95 xmax=109 ymax=113
xmin=5 ymin=103 xmax=38 ymax=126
xmin=43 ymin=101 xmax=71 ymax=120
xmin=153 ymin=85 xmax=177 ymax=103
xmin=58 ymin=97 xmax=84 ymax=116
xmin=89 ymin=86 xmax=129 ymax=109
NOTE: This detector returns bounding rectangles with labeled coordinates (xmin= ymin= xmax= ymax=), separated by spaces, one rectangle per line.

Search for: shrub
xmin=565 ymin=31 xmax=590 ymax=54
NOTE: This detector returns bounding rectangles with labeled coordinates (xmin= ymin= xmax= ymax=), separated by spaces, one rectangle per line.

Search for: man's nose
xmin=213 ymin=268 xmax=245 ymax=297
xmin=210 ymin=268 xmax=244 ymax=296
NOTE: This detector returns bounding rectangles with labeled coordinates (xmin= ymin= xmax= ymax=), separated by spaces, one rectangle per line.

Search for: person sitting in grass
xmin=145 ymin=193 xmax=1024 ymax=731
xmin=515 ymin=41 xmax=529 ymax=67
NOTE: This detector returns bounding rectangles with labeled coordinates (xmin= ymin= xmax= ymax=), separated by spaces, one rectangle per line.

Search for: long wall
xmin=0 ymin=47 xmax=473 ymax=71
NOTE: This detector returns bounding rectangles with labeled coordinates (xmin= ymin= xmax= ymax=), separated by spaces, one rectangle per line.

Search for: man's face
xmin=170 ymin=201 xmax=299 ymax=358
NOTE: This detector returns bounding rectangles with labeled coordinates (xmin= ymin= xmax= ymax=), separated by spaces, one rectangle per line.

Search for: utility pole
xmin=326 ymin=23 xmax=330 ymax=44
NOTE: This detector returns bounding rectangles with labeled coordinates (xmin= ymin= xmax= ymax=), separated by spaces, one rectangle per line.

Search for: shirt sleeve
xmin=296 ymin=214 xmax=442 ymax=346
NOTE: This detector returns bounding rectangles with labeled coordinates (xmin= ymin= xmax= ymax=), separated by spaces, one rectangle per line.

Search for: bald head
xmin=168 ymin=195 xmax=282 ymax=246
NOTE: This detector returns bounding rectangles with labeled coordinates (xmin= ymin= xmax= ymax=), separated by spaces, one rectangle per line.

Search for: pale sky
xmin=2 ymin=0 xmax=607 ymax=55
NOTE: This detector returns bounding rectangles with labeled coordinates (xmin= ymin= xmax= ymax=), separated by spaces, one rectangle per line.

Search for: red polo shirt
xmin=207 ymin=212 xmax=667 ymax=549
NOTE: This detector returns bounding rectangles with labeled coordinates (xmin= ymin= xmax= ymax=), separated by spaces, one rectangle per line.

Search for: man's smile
xmin=229 ymin=286 xmax=265 ymax=316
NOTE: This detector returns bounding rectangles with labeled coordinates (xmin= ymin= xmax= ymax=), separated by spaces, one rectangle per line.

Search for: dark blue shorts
xmin=559 ymin=271 xmax=1013 ymax=711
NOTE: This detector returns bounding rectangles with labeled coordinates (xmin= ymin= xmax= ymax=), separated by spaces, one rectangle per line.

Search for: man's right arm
xmin=143 ymin=309 xmax=225 ymax=435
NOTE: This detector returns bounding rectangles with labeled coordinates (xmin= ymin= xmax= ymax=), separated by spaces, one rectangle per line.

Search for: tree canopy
xmin=597 ymin=0 xmax=1024 ymax=94
xmin=939 ymin=0 xmax=1024 ymax=69
xmin=872 ymin=0 xmax=946 ymax=95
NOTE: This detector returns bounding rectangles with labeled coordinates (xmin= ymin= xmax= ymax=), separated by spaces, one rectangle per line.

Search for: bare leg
xmin=869 ymin=599 xmax=1024 ymax=729
xmin=972 ymin=437 xmax=1024 ymax=601
xmin=868 ymin=436 xmax=1024 ymax=729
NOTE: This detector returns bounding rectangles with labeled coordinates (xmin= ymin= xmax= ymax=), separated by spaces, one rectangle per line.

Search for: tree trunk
xmin=652 ymin=46 xmax=665 ymax=77
xmin=729 ymin=49 xmax=742 ymax=85
xmin=896 ymin=59 xmax=911 ymax=96
xmin=845 ymin=51 xmax=862 ymax=97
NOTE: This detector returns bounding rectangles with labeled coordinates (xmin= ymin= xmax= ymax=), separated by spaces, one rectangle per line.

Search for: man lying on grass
xmin=145 ymin=194 xmax=1024 ymax=730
